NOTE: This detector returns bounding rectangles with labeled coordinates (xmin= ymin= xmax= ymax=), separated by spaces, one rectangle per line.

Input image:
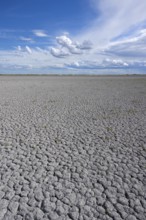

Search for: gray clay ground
xmin=0 ymin=76 xmax=146 ymax=220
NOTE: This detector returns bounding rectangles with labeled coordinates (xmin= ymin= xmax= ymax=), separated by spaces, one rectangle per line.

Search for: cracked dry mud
xmin=0 ymin=76 xmax=146 ymax=220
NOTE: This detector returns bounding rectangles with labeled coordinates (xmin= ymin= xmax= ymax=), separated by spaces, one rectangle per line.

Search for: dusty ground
xmin=0 ymin=76 xmax=146 ymax=220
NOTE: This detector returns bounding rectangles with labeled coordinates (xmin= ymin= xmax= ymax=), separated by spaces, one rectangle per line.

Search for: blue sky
xmin=0 ymin=0 xmax=146 ymax=74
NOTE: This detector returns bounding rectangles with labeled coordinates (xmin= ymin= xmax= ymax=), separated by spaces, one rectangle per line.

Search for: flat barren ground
xmin=0 ymin=76 xmax=146 ymax=220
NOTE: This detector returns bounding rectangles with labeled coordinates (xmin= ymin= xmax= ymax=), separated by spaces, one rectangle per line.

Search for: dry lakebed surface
xmin=0 ymin=75 xmax=146 ymax=220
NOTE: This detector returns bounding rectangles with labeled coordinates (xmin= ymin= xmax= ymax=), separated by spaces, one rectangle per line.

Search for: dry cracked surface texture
xmin=0 ymin=75 xmax=146 ymax=220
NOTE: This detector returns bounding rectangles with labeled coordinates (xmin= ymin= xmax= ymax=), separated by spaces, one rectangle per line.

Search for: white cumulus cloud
xmin=50 ymin=47 xmax=69 ymax=58
xmin=50 ymin=35 xmax=92 ymax=58
xmin=56 ymin=35 xmax=72 ymax=47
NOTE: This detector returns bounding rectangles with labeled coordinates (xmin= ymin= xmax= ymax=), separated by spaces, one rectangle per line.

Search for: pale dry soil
xmin=0 ymin=76 xmax=146 ymax=220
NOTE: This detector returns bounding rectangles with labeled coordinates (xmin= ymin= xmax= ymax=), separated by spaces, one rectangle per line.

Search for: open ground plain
xmin=0 ymin=75 xmax=146 ymax=220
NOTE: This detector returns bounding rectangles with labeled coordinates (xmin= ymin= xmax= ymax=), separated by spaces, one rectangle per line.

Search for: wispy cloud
xmin=25 ymin=46 xmax=32 ymax=54
xmin=20 ymin=37 xmax=34 ymax=42
xmin=32 ymin=29 xmax=48 ymax=37
xmin=16 ymin=45 xmax=32 ymax=54
xmin=77 ymin=0 xmax=146 ymax=47
xmin=104 ymin=29 xmax=146 ymax=58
